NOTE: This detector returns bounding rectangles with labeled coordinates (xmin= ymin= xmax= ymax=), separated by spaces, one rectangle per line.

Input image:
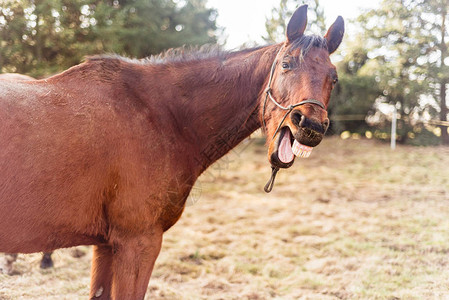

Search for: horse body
xmin=0 ymin=5 xmax=344 ymax=299
xmin=0 ymin=50 xmax=271 ymax=298
xmin=1 ymin=77 xmax=110 ymax=252
xmin=0 ymin=72 xmax=57 ymax=272
xmin=0 ymin=45 xmax=273 ymax=250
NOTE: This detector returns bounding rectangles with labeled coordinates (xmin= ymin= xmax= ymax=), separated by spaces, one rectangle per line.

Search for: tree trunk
xmin=441 ymin=80 xmax=449 ymax=145
xmin=0 ymin=47 xmax=3 ymax=72
xmin=440 ymin=7 xmax=449 ymax=145
xmin=35 ymin=14 xmax=43 ymax=63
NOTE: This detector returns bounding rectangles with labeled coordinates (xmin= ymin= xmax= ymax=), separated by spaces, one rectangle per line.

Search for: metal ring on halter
xmin=262 ymin=46 xmax=326 ymax=141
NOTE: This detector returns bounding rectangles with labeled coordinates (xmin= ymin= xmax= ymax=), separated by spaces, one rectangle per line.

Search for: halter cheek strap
xmin=262 ymin=46 xmax=326 ymax=193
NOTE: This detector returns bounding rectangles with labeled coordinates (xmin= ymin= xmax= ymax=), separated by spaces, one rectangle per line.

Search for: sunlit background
xmin=208 ymin=0 xmax=379 ymax=49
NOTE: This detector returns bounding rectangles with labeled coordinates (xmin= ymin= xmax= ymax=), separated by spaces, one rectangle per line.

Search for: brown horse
xmin=0 ymin=5 xmax=343 ymax=299
xmin=0 ymin=73 xmax=54 ymax=273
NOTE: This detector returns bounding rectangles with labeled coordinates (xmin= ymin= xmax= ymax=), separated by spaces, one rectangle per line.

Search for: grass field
xmin=1 ymin=136 xmax=449 ymax=299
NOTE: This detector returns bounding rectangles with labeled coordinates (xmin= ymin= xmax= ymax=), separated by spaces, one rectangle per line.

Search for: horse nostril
xmin=291 ymin=110 xmax=303 ymax=126
xmin=323 ymin=119 xmax=330 ymax=130
xmin=298 ymin=117 xmax=326 ymax=134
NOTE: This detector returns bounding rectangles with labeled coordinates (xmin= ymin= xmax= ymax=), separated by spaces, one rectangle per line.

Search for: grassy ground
xmin=1 ymin=136 xmax=449 ymax=299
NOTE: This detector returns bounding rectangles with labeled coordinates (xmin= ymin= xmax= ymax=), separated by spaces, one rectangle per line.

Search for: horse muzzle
xmin=269 ymin=118 xmax=329 ymax=169
xmin=290 ymin=109 xmax=329 ymax=147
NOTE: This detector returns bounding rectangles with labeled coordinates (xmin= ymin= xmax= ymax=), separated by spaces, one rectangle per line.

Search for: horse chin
xmin=269 ymin=152 xmax=295 ymax=169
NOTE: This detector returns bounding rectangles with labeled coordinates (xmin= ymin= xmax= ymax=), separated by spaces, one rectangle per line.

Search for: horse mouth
xmin=270 ymin=127 xmax=315 ymax=168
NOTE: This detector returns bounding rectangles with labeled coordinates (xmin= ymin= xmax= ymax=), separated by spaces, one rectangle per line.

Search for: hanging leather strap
xmin=264 ymin=166 xmax=280 ymax=193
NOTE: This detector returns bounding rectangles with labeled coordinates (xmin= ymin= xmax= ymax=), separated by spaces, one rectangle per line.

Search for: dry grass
xmin=1 ymin=136 xmax=449 ymax=299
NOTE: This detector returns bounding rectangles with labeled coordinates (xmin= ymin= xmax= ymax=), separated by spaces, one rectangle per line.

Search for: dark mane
xmin=147 ymin=44 xmax=267 ymax=64
xmin=147 ymin=44 xmax=227 ymax=64
xmin=83 ymin=36 xmax=325 ymax=73
xmin=85 ymin=37 xmax=324 ymax=68
xmin=87 ymin=44 xmax=267 ymax=66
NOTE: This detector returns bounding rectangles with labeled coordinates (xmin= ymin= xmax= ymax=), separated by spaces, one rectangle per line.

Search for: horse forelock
xmin=289 ymin=35 xmax=328 ymax=61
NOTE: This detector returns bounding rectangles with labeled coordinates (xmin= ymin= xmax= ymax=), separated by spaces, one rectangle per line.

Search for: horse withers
xmin=0 ymin=5 xmax=343 ymax=299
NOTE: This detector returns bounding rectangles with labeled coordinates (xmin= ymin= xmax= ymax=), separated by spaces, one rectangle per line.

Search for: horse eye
xmin=282 ymin=62 xmax=290 ymax=69
xmin=333 ymin=78 xmax=338 ymax=84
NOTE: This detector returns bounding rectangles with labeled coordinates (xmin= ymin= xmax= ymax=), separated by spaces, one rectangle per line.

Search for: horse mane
xmin=146 ymin=44 xmax=230 ymax=64
xmin=64 ymin=36 xmax=325 ymax=82
xmin=86 ymin=44 xmax=267 ymax=66
xmin=83 ymin=35 xmax=325 ymax=69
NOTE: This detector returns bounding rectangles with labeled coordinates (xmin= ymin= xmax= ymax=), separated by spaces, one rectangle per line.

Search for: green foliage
xmin=408 ymin=127 xmax=441 ymax=146
xmin=356 ymin=0 xmax=448 ymax=144
xmin=0 ymin=0 xmax=217 ymax=77
xmin=328 ymin=37 xmax=382 ymax=134
xmin=264 ymin=0 xmax=326 ymax=43
xmin=328 ymin=74 xmax=380 ymax=135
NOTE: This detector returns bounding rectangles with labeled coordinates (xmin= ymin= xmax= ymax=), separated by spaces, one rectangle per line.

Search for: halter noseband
xmin=262 ymin=45 xmax=326 ymax=193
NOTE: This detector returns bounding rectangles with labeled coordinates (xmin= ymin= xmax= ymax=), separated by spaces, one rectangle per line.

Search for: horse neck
xmin=165 ymin=45 xmax=280 ymax=174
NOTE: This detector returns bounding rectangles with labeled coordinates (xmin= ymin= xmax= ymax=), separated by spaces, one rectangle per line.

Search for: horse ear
xmin=286 ymin=5 xmax=308 ymax=43
xmin=324 ymin=16 xmax=345 ymax=54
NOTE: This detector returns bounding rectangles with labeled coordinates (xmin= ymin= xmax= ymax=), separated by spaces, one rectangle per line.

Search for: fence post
xmin=391 ymin=105 xmax=397 ymax=150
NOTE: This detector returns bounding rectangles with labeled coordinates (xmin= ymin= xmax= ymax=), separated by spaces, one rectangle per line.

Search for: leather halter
xmin=262 ymin=45 xmax=326 ymax=193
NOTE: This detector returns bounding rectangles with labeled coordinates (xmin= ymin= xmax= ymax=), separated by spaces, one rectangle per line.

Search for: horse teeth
xmin=292 ymin=140 xmax=313 ymax=158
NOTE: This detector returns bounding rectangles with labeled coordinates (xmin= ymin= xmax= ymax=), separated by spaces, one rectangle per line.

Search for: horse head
xmin=263 ymin=5 xmax=344 ymax=169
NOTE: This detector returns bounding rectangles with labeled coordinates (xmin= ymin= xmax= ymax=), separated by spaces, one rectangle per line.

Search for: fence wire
xmin=331 ymin=115 xmax=449 ymax=127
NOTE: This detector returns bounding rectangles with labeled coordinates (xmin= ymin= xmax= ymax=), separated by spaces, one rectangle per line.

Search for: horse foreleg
xmin=40 ymin=252 xmax=54 ymax=269
xmin=89 ymin=244 xmax=113 ymax=299
xmin=110 ymin=228 xmax=163 ymax=300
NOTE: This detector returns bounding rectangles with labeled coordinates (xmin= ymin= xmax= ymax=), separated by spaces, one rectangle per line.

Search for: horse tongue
xmin=278 ymin=129 xmax=294 ymax=164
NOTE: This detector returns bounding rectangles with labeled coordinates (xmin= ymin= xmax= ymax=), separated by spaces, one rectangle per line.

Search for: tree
xmin=357 ymin=0 xmax=449 ymax=144
xmin=264 ymin=0 xmax=326 ymax=43
xmin=419 ymin=0 xmax=449 ymax=144
xmin=0 ymin=0 xmax=218 ymax=77
xmin=328 ymin=36 xmax=381 ymax=135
